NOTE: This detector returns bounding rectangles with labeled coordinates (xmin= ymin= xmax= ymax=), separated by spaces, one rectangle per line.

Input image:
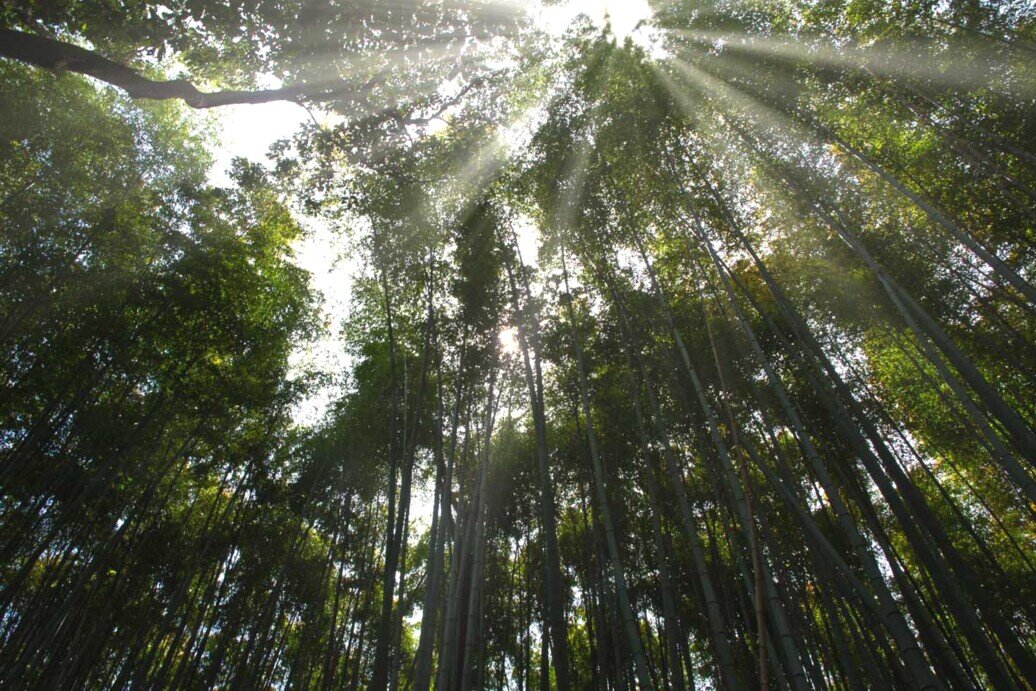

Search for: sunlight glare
xmin=499 ymin=327 xmax=521 ymax=356
xmin=536 ymin=0 xmax=655 ymax=46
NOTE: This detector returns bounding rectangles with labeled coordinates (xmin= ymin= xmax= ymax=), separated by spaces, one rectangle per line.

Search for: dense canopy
xmin=1 ymin=1 xmax=1034 ymax=688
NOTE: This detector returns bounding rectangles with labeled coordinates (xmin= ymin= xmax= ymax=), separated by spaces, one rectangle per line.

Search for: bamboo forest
xmin=1 ymin=0 xmax=1035 ymax=688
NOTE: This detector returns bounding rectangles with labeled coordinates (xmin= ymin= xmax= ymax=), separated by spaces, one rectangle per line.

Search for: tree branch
xmin=0 ymin=29 xmax=338 ymax=108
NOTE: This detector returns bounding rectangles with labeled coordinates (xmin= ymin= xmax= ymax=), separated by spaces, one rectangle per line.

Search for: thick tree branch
xmin=0 ymin=28 xmax=331 ymax=108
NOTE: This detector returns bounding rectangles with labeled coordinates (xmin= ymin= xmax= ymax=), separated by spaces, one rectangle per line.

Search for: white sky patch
xmin=535 ymin=0 xmax=661 ymax=53
xmin=287 ymin=216 xmax=356 ymax=425
xmin=203 ymin=91 xmax=351 ymax=425
xmin=205 ymin=100 xmax=309 ymax=187
xmin=409 ymin=465 xmax=438 ymax=533
xmin=512 ymin=213 xmax=540 ymax=268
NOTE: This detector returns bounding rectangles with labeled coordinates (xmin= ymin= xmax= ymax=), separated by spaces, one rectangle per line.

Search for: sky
xmin=537 ymin=0 xmax=655 ymax=42
xmin=203 ymin=0 xmax=656 ymax=425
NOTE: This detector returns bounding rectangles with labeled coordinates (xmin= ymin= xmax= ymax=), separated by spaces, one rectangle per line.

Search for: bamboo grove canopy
xmin=0 ymin=0 xmax=1034 ymax=688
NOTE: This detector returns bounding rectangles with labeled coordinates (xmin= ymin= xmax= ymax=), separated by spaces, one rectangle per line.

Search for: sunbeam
xmin=433 ymin=85 xmax=554 ymax=221
xmin=671 ymin=28 xmax=1036 ymax=100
